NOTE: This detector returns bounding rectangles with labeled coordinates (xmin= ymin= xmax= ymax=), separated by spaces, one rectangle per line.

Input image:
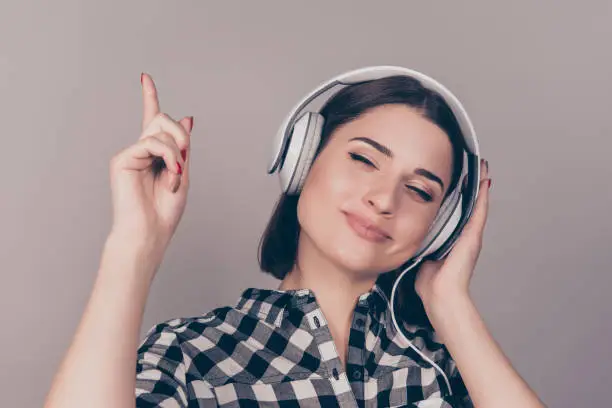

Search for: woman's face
xmin=297 ymin=104 xmax=454 ymax=277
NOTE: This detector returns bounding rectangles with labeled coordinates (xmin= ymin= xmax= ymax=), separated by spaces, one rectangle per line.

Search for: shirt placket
xmin=295 ymin=292 xmax=360 ymax=408
xmin=345 ymin=294 xmax=372 ymax=407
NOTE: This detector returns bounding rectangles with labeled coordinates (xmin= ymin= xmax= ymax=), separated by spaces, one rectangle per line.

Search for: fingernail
xmin=488 ymin=179 xmax=492 ymax=189
xmin=141 ymin=72 xmax=144 ymax=84
xmin=181 ymin=149 xmax=187 ymax=161
xmin=176 ymin=161 xmax=183 ymax=175
xmin=172 ymin=180 xmax=181 ymax=193
xmin=188 ymin=116 xmax=194 ymax=131
xmin=485 ymin=160 xmax=489 ymax=172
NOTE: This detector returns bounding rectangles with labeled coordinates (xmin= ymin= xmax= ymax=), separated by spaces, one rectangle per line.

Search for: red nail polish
xmin=181 ymin=150 xmax=187 ymax=161
xmin=140 ymin=73 xmax=144 ymax=84
xmin=176 ymin=161 xmax=183 ymax=174
xmin=488 ymin=179 xmax=492 ymax=189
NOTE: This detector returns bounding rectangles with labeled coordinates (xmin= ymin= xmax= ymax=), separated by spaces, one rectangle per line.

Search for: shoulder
xmin=138 ymin=286 xmax=299 ymax=366
xmin=136 ymin=304 xmax=247 ymax=381
xmin=398 ymin=321 xmax=467 ymax=388
xmin=398 ymin=320 xmax=447 ymax=356
xmin=139 ymin=304 xmax=240 ymax=348
xmin=135 ymin=306 xmax=243 ymax=406
xmin=138 ymin=298 xmax=287 ymax=364
xmin=137 ymin=300 xmax=314 ymax=387
xmin=396 ymin=319 xmax=466 ymax=377
xmin=396 ymin=320 xmax=473 ymax=402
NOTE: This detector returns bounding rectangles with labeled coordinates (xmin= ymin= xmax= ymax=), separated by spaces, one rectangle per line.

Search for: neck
xmin=278 ymin=233 xmax=379 ymax=364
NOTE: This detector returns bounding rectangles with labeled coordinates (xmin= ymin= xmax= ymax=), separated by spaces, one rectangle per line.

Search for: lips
xmin=343 ymin=211 xmax=392 ymax=243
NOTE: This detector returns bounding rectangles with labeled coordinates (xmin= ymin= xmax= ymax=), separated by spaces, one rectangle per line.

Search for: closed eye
xmin=407 ymin=186 xmax=433 ymax=202
xmin=348 ymin=152 xmax=433 ymax=202
xmin=349 ymin=152 xmax=376 ymax=168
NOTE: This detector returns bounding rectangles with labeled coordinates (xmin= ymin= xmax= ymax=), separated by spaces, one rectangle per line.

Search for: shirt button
xmin=332 ymin=368 xmax=339 ymax=380
xmin=352 ymin=370 xmax=362 ymax=380
xmin=313 ymin=316 xmax=321 ymax=328
xmin=355 ymin=318 xmax=365 ymax=328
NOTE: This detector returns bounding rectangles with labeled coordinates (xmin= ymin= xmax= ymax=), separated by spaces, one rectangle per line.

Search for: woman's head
xmin=259 ymin=75 xmax=466 ymax=284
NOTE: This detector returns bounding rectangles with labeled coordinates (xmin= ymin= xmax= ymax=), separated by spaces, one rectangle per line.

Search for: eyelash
xmin=348 ymin=152 xmax=433 ymax=202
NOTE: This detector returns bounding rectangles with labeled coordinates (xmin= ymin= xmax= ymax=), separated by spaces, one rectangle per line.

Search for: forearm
xmin=44 ymin=233 xmax=160 ymax=408
xmin=427 ymin=294 xmax=546 ymax=408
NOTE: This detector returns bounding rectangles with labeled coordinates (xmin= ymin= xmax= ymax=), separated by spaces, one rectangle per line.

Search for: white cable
xmin=389 ymin=258 xmax=453 ymax=396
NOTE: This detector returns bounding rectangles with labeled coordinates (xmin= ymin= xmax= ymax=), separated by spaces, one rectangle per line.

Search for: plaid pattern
xmin=135 ymin=282 xmax=473 ymax=407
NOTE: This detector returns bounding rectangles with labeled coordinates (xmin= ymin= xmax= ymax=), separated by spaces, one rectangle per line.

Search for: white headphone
xmin=268 ymin=65 xmax=480 ymax=260
xmin=268 ymin=66 xmax=481 ymax=397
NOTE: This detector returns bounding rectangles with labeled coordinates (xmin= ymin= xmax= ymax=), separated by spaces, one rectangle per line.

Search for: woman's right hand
xmin=108 ymin=73 xmax=193 ymax=259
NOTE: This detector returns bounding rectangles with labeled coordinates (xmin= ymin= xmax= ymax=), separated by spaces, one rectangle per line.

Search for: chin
xmin=332 ymin=250 xmax=378 ymax=275
xmin=322 ymin=230 xmax=392 ymax=276
xmin=332 ymin=228 xmax=422 ymax=275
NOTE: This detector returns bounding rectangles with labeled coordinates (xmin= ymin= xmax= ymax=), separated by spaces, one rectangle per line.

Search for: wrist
xmin=421 ymin=283 xmax=471 ymax=309
xmin=422 ymin=290 xmax=474 ymax=333
xmin=100 ymin=232 xmax=166 ymax=283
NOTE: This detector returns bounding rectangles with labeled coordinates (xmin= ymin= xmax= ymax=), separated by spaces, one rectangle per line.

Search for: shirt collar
xmin=234 ymin=281 xmax=394 ymax=328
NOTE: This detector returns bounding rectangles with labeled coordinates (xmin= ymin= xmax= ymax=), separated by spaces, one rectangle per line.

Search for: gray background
xmin=1 ymin=1 xmax=610 ymax=406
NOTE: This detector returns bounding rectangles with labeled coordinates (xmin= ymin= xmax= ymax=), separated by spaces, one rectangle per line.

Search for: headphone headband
xmin=268 ymin=65 xmax=480 ymax=174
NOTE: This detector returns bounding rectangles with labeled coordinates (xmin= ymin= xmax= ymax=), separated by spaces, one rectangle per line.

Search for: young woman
xmin=44 ymin=67 xmax=546 ymax=407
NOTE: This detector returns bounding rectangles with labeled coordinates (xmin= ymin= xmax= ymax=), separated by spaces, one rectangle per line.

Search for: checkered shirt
xmin=135 ymin=282 xmax=473 ymax=407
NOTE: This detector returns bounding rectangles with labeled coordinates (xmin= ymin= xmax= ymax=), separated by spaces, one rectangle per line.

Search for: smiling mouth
xmin=343 ymin=211 xmax=391 ymax=243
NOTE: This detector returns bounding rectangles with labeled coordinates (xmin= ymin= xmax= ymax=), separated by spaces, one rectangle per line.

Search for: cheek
xmin=301 ymin=155 xmax=357 ymax=206
xmin=389 ymin=208 xmax=440 ymax=256
xmin=394 ymin=215 xmax=433 ymax=249
xmin=296 ymin=160 xmax=377 ymax=265
xmin=297 ymin=161 xmax=346 ymax=233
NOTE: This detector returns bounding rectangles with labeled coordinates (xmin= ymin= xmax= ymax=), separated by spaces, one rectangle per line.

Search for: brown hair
xmin=257 ymin=75 xmax=467 ymax=328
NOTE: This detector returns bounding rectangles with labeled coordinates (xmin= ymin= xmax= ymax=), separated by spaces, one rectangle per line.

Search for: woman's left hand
xmin=415 ymin=158 xmax=491 ymax=310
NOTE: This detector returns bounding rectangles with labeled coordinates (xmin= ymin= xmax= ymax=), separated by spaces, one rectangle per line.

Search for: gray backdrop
xmin=1 ymin=1 xmax=611 ymax=406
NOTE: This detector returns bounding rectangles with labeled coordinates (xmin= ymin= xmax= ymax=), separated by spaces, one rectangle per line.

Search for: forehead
xmin=331 ymin=104 xmax=454 ymax=175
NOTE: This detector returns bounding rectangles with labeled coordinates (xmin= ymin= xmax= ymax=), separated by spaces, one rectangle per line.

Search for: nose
xmin=364 ymin=182 xmax=398 ymax=216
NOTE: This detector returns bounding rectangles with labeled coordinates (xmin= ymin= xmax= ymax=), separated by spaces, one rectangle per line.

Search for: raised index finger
xmin=141 ymin=72 xmax=160 ymax=131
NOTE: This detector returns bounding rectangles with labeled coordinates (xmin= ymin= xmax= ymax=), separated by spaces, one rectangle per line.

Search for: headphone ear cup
xmin=286 ymin=112 xmax=324 ymax=194
xmin=278 ymin=112 xmax=311 ymax=193
xmin=425 ymin=196 xmax=463 ymax=259
xmin=415 ymin=188 xmax=462 ymax=258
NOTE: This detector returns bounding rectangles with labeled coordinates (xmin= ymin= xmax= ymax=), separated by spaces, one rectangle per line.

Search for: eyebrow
xmin=349 ymin=136 xmax=445 ymax=191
